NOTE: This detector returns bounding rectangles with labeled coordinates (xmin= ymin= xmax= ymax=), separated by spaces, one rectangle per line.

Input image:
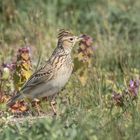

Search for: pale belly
xmin=25 ymin=64 xmax=73 ymax=99
xmin=52 ymin=65 xmax=73 ymax=88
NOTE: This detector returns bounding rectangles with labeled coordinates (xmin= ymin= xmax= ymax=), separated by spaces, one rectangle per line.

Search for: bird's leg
xmin=35 ymin=102 xmax=41 ymax=115
xmin=50 ymin=95 xmax=57 ymax=115
xmin=50 ymin=100 xmax=57 ymax=115
xmin=32 ymin=98 xmax=41 ymax=115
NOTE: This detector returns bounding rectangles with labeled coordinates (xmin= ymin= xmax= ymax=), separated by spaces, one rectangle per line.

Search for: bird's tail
xmin=7 ymin=93 xmax=22 ymax=107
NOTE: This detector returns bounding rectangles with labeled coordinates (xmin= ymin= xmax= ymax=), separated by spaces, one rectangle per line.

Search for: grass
xmin=0 ymin=0 xmax=140 ymax=139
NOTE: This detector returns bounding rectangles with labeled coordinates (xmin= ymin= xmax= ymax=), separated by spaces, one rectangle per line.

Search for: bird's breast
xmin=52 ymin=62 xmax=73 ymax=89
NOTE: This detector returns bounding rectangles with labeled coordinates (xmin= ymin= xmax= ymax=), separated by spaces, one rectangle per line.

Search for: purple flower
xmin=18 ymin=47 xmax=30 ymax=53
xmin=17 ymin=46 xmax=31 ymax=60
xmin=129 ymin=79 xmax=139 ymax=97
xmin=79 ymin=34 xmax=93 ymax=47
xmin=129 ymin=80 xmax=134 ymax=88
xmin=112 ymin=92 xmax=124 ymax=106
xmin=2 ymin=63 xmax=16 ymax=71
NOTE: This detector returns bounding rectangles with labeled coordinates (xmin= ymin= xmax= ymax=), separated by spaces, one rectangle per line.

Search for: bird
xmin=7 ymin=29 xmax=83 ymax=114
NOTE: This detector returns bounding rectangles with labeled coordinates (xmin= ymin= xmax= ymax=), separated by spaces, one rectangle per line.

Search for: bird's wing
xmin=20 ymin=62 xmax=54 ymax=92
xmin=7 ymin=63 xmax=54 ymax=106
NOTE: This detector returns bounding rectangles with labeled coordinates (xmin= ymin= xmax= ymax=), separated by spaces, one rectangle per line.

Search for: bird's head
xmin=57 ymin=29 xmax=83 ymax=53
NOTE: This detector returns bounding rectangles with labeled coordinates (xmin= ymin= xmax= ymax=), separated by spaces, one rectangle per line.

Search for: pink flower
xmin=129 ymin=79 xmax=139 ymax=97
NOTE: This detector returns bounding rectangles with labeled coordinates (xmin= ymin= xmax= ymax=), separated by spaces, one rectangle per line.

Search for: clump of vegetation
xmin=74 ymin=34 xmax=94 ymax=85
xmin=13 ymin=47 xmax=32 ymax=90
xmin=112 ymin=79 xmax=139 ymax=107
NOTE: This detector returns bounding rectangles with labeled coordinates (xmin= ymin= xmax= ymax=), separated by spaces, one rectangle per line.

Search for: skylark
xmin=7 ymin=29 xmax=83 ymax=114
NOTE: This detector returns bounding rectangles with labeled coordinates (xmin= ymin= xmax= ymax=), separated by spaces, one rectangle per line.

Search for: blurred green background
xmin=0 ymin=0 xmax=140 ymax=139
xmin=0 ymin=0 xmax=140 ymax=69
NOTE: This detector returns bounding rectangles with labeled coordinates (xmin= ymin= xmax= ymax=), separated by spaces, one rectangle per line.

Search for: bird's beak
xmin=76 ymin=36 xmax=84 ymax=42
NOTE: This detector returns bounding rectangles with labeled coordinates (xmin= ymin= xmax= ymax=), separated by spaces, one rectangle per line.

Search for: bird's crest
xmin=58 ymin=29 xmax=73 ymax=41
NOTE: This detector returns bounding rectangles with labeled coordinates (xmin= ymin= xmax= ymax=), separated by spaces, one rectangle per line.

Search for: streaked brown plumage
xmin=7 ymin=29 xmax=83 ymax=114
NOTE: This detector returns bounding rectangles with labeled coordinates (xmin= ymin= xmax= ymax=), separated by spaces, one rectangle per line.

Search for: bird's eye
xmin=69 ymin=38 xmax=73 ymax=41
